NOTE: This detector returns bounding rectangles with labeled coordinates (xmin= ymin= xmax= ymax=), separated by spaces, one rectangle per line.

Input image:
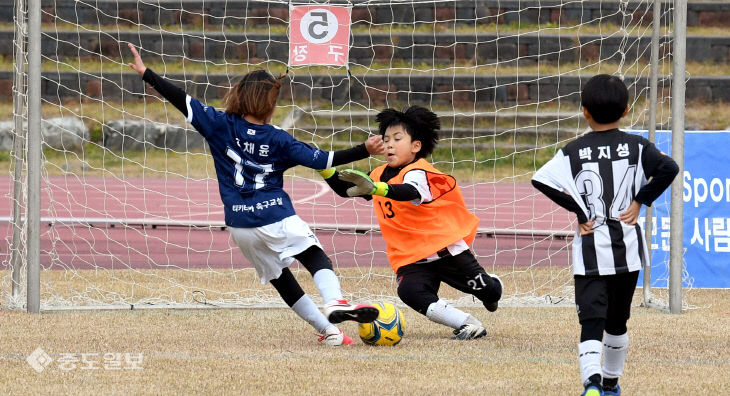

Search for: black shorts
xmin=574 ymin=271 xmax=639 ymax=323
xmin=396 ymin=250 xmax=501 ymax=307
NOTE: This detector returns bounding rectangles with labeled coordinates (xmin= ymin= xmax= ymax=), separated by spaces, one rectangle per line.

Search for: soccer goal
xmin=5 ymin=0 xmax=687 ymax=311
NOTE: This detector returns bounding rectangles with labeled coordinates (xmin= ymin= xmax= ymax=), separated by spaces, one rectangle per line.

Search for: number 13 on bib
xmin=289 ymin=6 xmax=351 ymax=67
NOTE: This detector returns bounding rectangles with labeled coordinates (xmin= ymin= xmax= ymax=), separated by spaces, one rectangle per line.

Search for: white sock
xmin=426 ymin=299 xmax=478 ymax=329
xmin=323 ymin=324 xmax=340 ymax=336
xmin=602 ymin=332 xmax=629 ymax=380
xmin=312 ymin=269 xmax=343 ymax=304
xmin=291 ymin=294 xmax=331 ymax=334
xmin=463 ymin=314 xmax=482 ymax=327
xmin=579 ymin=340 xmax=603 ymax=386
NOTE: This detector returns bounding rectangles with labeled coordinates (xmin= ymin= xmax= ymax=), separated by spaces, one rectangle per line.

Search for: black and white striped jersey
xmin=532 ymin=129 xmax=679 ymax=276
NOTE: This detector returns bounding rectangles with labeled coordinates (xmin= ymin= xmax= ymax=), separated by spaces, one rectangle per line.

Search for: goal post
xmin=25 ymin=0 xmax=42 ymax=313
xmin=669 ymin=0 xmax=687 ymax=314
xmin=7 ymin=0 xmax=686 ymax=311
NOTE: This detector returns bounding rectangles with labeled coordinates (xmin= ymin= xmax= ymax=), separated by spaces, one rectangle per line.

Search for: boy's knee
xmin=605 ymin=306 xmax=632 ymax=335
xmin=580 ymin=317 xmax=605 ymax=342
xmin=475 ymin=274 xmax=502 ymax=304
xmin=397 ymin=281 xmax=437 ymax=315
xmin=489 ymin=275 xmax=503 ymax=299
xmin=604 ymin=322 xmax=628 ymax=336
xmin=294 ymin=246 xmax=332 ymax=275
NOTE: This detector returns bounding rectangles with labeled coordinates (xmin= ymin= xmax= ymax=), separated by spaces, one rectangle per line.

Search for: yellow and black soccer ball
xmin=357 ymin=302 xmax=405 ymax=346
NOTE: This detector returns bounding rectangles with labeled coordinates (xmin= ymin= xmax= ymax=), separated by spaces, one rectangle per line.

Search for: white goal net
xmin=3 ymin=0 xmax=677 ymax=310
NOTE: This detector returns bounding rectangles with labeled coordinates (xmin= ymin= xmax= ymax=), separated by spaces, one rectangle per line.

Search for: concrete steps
xmin=3 ymin=30 xmax=728 ymax=65
xmin=2 ymin=70 xmax=726 ymax=105
xmin=3 ymin=1 xmax=727 ymax=28
xmin=1 ymin=0 xmax=727 ymax=116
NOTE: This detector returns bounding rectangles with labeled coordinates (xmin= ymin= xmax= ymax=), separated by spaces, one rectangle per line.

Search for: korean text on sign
xmin=289 ymin=6 xmax=351 ymax=66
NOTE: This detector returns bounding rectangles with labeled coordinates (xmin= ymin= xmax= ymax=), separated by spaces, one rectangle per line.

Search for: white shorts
xmin=228 ymin=215 xmax=322 ymax=284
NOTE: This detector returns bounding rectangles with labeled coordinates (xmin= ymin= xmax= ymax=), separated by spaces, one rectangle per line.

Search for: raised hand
xmin=365 ymin=135 xmax=385 ymax=155
xmin=127 ymin=43 xmax=147 ymax=75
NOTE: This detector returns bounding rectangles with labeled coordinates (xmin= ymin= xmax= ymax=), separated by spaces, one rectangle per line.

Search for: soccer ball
xmin=358 ymin=302 xmax=405 ymax=346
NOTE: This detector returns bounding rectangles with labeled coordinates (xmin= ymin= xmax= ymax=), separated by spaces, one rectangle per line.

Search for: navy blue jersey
xmin=185 ymin=96 xmax=333 ymax=228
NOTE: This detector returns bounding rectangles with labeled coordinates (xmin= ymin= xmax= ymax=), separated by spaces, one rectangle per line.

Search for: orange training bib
xmin=369 ymin=159 xmax=479 ymax=272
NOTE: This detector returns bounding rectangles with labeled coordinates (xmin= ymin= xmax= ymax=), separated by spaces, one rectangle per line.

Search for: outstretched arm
xmin=320 ymin=169 xmax=420 ymax=201
xmin=319 ymin=135 xmax=386 ymax=196
xmin=319 ymin=168 xmax=359 ymax=198
xmin=127 ymin=43 xmax=188 ymax=117
xmin=330 ymin=135 xmax=385 ymax=166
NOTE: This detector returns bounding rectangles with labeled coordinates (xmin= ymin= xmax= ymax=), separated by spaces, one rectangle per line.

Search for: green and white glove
xmin=339 ymin=169 xmax=389 ymax=197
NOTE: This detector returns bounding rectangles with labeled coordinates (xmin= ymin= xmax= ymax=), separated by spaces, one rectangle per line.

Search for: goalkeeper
xmin=319 ymin=106 xmax=502 ymax=340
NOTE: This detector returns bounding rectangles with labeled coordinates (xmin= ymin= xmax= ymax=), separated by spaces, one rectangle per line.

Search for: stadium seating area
xmin=1 ymin=1 xmax=729 ymax=104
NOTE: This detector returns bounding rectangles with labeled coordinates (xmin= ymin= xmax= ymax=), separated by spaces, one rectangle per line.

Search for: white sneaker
xmin=323 ymin=299 xmax=379 ymax=324
xmin=317 ymin=326 xmax=355 ymax=346
xmin=452 ymin=323 xmax=487 ymax=340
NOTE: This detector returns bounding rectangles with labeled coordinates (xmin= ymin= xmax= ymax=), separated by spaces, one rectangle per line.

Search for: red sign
xmin=289 ymin=6 xmax=351 ymax=66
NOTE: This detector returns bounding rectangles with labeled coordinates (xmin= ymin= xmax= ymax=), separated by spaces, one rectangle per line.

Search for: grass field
xmin=1 ymin=288 xmax=728 ymax=394
xmin=3 ymin=4 xmax=729 ymax=393
xmin=2 ymin=266 xmax=577 ymax=309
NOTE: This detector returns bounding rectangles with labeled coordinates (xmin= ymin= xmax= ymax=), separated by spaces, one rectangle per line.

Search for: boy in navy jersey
xmin=127 ymin=44 xmax=380 ymax=345
xmin=532 ymin=74 xmax=678 ymax=395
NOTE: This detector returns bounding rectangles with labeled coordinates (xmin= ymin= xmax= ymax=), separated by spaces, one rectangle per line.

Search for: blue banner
xmin=633 ymin=130 xmax=730 ymax=288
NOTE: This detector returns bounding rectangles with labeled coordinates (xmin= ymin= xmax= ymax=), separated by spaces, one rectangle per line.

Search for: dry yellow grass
xmin=3 ymin=266 xmax=575 ymax=309
xmin=1 ymin=270 xmax=728 ymax=394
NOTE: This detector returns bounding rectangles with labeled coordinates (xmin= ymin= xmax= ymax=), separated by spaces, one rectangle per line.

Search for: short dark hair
xmin=375 ymin=106 xmax=440 ymax=158
xmin=223 ymin=69 xmax=284 ymax=120
xmin=581 ymin=74 xmax=629 ymax=124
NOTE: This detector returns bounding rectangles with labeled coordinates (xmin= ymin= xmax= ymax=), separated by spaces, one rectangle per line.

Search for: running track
xmin=0 ymin=176 xmax=574 ymax=270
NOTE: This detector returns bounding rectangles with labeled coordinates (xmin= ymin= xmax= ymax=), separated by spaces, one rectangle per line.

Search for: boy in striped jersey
xmin=532 ymin=74 xmax=678 ymax=396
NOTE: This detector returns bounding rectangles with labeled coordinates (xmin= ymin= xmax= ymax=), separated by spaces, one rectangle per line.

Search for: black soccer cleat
xmin=451 ymin=324 xmax=487 ymax=340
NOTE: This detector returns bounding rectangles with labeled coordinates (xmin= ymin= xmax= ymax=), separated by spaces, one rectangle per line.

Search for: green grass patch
xmin=40 ymin=143 xmax=216 ymax=179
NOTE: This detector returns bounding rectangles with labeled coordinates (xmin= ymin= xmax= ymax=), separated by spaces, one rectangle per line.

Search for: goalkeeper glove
xmin=339 ymin=169 xmax=389 ymax=197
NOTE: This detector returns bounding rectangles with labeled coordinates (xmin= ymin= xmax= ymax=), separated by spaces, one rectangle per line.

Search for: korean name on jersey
xmin=186 ymin=97 xmax=333 ymax=228
xmin=534 ymin=131 xmax=663 ymax=276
